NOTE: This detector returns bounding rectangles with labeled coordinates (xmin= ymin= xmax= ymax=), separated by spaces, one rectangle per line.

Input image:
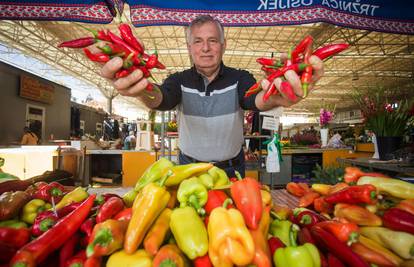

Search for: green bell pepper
xmin=270 ymin=219 xmax=297 ymax=246
xmin=134 ymin=158 xmax=174 ymax=192
xmin=198 ymin=166 xmax=230 ymax=189
xmin=170 ymin=206 xmax=208 ymax=260
xmin=274 ymin=224 xmax=321 ymax=267
xmin=177 ymin=177 xmax=208 ymax=215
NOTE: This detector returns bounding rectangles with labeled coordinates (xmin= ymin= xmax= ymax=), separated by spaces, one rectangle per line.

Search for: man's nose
xmin=201 ymin=41 xmax=210 ymax=52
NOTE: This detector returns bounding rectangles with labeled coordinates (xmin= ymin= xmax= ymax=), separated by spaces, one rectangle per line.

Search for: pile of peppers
xmin=245 ymin=35 xmax=349 ymax=102
xmin=3 ymin=161 xmax=414 ymax=267
xmin=284 ymin=166 xmax=414 ymax=267
xmin=59 ymin=23 xmax=166 ymax=91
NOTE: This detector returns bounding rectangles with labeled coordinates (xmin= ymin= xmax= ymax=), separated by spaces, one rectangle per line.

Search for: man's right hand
xmin=101 ymin=57 xmax=150 ymax=97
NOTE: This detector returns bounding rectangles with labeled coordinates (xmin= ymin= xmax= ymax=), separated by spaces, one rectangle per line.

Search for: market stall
xmin=0 ymin=0 xmax=413 ymax=266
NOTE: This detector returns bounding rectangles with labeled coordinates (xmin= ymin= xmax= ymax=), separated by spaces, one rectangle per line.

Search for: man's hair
xmin=186 ymin=15 xmax=225 ymax=44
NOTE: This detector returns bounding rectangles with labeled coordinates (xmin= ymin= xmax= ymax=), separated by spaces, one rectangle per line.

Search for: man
xmin=101 ymin=15 xmax=324 ymax=176
xmin=21 ymin=126 xmax=39 ymax=145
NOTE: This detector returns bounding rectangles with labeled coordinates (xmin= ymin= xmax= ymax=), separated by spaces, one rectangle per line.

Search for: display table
xmin=337 ymin=157 xmax=414 ymax=175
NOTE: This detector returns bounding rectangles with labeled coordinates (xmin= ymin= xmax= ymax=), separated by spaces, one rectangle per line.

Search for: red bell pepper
xmin=33 ymin=181 xmax=66 ymax=203
xmin=113 ymin=208 xmax=132 ymax=221
xmin=316 ymin=220 xmax=359 ymax=245
xmin=325 ymin=184 xmax=377 ymax=205
xmin=65 ymin=250 xmax=86 ymax=267
xmin=204 ymin=190 xmax=233 ymax=215
xmin=10 ymin=194 xmax=96 ymax=267
xmin=383 ymin=208 xmax=414 ymax=235
xmin=230 ymin=176 xmax=263 ymax=230
xmin=31 ymin=210 xmax=58 ymax=237
xmin=268 ymin=236 xmax=285 ymax=256
xmin=291 ymin=208 xmax=327 ymax=228
xmin=310 ymin=225 xmax=369 ymax=267
xmin=59 ymin=233 xmax=80 ymax=267
xmin=95 ymin=196 xmax=124 ymax=223
xmin=0 ymin=226 xmax=30 ymax=249
xmin=84 ymin=256 xmax=101 ymax=267
xmin=194 ymin=254 xmax=213 ymax=267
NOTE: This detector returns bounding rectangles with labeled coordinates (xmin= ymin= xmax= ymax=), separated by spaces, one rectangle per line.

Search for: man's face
xmin=187 ymin=21 xmax=226 ymax=73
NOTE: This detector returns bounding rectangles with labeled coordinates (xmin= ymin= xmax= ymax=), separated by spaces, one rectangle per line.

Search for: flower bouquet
xmin=319 ymin=105 xmax=335 ymax=147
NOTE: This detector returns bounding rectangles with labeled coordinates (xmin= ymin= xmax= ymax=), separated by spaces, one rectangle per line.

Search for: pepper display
xmin=334 ymin=203 xmax=382 ymax=226
xmin=54 ymin=187 xmax=89 ymax=210
xmin=383 ymin=208 xmax=414 ymax=235
xmin=315 ymin=220 xmax=359 ymax=245
xmin=95 ymin=196 xmax=124 ymax=223
xmin=170 ymin=206 xmax=208 ymax=260
xmin=10 ymin=195 xmax=96 ymax=266
xmin=270 ymin=219 xmax=297 ymax=246
xmin=208 ymin=204 xmax=255 ymax=266
xmin=153 ymin=244 xmax=188 ymax=267
xmin=230 ymin=176 xmax=263 ymax=230
xmin=291 ymin=208 xmax=327 ymax=229
xmin=31 ymin=210 xmax=58 ymax=236
xmin=59 ymin=233 xmax=80 ymax=267
xmin=33 ymin=181 xmax=65 ymax=203
xmin=198 ymin=166 xmax=230 ymax=189
xmin=143 ymin=208 xmax=172 ymax=256
xmin=177 ymin=177 xmax=208 ymax=215
xmin=134 ymin=157 xmax=174 ymax=192
xmin=204 ymin=190 xmax=233 ymax=215
xmin=249 ymin=206 xmax=272 ymax=267
xmin=324 ymin=184 xmax=377 ymax=205
xmin=354 ymin=235 xmax=403 ymax=266
xmin=0 ymin=226 xmax=30 ymax=249
xmin=357 ymin=176 xmax=414 ymax=199
xmin=106 ymin=249 xmax=152 ymax=267
xmin=165 ymin=162 xmax=214 ymax=187
xmin=21 ymin=199 xmax=52 ymax=224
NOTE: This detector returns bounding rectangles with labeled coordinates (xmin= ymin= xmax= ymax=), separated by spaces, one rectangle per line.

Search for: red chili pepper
xmin=118 ymin=23 xmax=144 ymax=54
xmin=268 ymin=236 xmax=285 ymax=256
xmin=115 ymin=69 xmax=129 ymax=79
xmin=155 ymin=61 xmax=166 ymax=69
xmin=256 ymin=57 xmax=283 ymax=68
xmin=194 ymin=254 xmax=213 ymax=267
xmin=113 ymin=208 xmax=132 ymax=221
xmin=297 ymin=227 xmax=316 ymax=245
xmin=204 ymin=190 xmax=233 ymax=215
xmin=327 ymin=253 xmax=346 ymax=267
xmin=316 ymin=220 xmax=359 ymax=245
xmin=263 ymin=83 xmax=277 ymax=102
xmin=138 ymin=65 xmax=151 ymax=77
xmin=10 ymin=195 xmax=96 ymax=266
xmin=230 ymin=176 xmax=263 ymax=230
xmin=65 ymin=250 xmax=87 ymax=267
xmin=324 ymin=184 xmax=377 ymax=205
xmin=76 ymin=24 xmax=111 ymax=42
xmin=57 ymin=202 xmax=81 ymax=218
xmin=292 ymin=209 xmax=327 ymax=228
xmin=33 ymin=181 xmax=65 ymax=203
xmin=310 ymin=225 xmax=370 ymax=267
xmin=83 ymin=48 xmax=110 ymax=63
xmin=31 ymin=210 xmax=58 ymax=237
xmin=123 ymin=53 xmax=135 ymax=69
xmin=244 ymin=82 xmax=262 ymax=98
xmin=59 ymin=233 xmax=80 ymax=267
xmin=58 ymin=37 xmax=96 ymax=48
xmin=301 ymin=44 xmax=313 ymax=98
xmin=146 ymin=83 xmax=154 ymax=92
xmin=145 ymin=54 xmax=159 ymax=69
xmin=107 ymin=30 xmax=137 ymax=55
xmin=97 ymin=43 xmax=126 ymax=56
xmin=279 ymin=80 xmax=298 ymax=102
xmin=383 ymin=207 xmax=414 ymax=235
xmin=0 ymin=227 xmax=30 ymax=249
xmin=313 ymin=43 xmax=349 ymax=61
xmin=291 ymin=35 xmax=313 ymax=62
xmin=96 ymin=196 xmax=124 ymax=223
xmin=80 ymin=218 xmax=95 ymax=239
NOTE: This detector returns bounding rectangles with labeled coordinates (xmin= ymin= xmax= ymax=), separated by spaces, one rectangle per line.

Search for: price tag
xmin=260 ymin=107 xmax=284 ymax=117
xmin=262 ymin=116 xmax=279 ymax=131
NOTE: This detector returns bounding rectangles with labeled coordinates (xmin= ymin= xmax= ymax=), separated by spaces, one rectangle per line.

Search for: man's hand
xmin=101 ymin=57 xmax=150 ymax=97
xmin=256 ymin=55 xmax=324 ymax=110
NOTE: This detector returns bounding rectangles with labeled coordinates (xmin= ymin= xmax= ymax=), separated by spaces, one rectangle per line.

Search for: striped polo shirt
xmin=157 ymin=63 xmax=258 ymax=162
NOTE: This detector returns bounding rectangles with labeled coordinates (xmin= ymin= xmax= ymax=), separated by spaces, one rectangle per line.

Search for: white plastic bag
xmin=266 ymin=140 xmax=280 ymax=173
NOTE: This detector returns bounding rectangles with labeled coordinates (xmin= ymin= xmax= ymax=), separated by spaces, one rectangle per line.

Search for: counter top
xmin=281 ymin=148 xmax=352 ymax=154
xmin=86 ymin=150 xmax=156 ymax=155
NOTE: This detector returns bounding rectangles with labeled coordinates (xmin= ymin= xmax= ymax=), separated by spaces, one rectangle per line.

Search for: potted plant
xmin=319 ymin=105 xmax=335 ymax=147
xmin=352 ymin=87 xmax=413 ymax=160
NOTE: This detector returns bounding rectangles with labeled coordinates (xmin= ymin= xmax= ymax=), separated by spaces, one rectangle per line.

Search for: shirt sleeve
xmin=156 ymin=73 xmax=182 ymax=111
xmin=237 ymin=70 xmax=259 ymax=111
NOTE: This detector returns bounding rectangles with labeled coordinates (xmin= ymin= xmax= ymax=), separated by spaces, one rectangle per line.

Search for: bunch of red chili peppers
xmin=245 ymin=35 xmax=349 ymax=102
xmin=58 ymin=23 xmax=166 ymax=91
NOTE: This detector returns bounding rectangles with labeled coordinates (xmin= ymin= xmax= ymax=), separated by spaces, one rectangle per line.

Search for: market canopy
xmin=0 ymin=1 xmax=413 ymax=116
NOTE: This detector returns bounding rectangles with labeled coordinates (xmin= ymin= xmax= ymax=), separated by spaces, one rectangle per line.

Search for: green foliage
xmin=311 ymin=164 xmax=344 ymax=185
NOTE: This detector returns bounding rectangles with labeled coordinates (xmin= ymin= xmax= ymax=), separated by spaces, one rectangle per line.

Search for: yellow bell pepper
xmin=208 ymin=204 xmax=255 ymax=267
xmin=165 ymin=163 xmax=213 ymax=187
xmin=124 ymin=183 xmax=170 ymax=254
xmin=21 ymin=199 xmax=52 ymax=224
xmin=106 ymin=249 xmax=152 ymax=267
xmin=54 ymin=187 xmax=88 ymax=210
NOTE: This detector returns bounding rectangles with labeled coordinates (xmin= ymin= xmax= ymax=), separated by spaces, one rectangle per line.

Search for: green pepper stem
xmin=235 ymin=171 xmax=242 ymax=180
xmin=159 ymin=259 xmax=177 ymax=267
xmin=370 ymin=191 xmax=377 ymax=199
xmin=158 ymin=170 xmax=173 ymax=187
xmin=347 ymin=232 xmax=359 ymax=246
xmin=75 ymin=23 xmax=98 ymax=38
xmin=289 ymin=224 xmax=300 ymax=247
xmin=222 ymin=198 xmax=233 ymax=209
xmin=299 ymin=214 xmax=312 ymax=225
xmin=39 ymin=218 xmax=55 ymax=232
xmin=188 ymin=195 xmax=205 ymax=216
xmin=86 ymin=228 xmax=113 ymax=257
xmin=410 ymin=244 xmax=414 ymax=256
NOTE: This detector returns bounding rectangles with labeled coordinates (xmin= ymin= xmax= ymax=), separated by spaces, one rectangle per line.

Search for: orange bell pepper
xmin=208 ymin=203 xmax=255 ymax=266
xmin=143 ymin=208 xmax=172 ymax=256
xmin=249 ymin=206 xmax=272 ymax=267
xmin=286 ymin=182 xmax=310 ymax=197
xmin=153 ymin=244 xmax=188 ymax=267
xmin=298 ymin=191 xmax=320 ymax=208
xmin=334 ymin=203 xmax=382 ymax=226
xmin=316 ymin=220 xmax=359 ymax=245
xmin=124 ymin=183 xmax=170 ymax=254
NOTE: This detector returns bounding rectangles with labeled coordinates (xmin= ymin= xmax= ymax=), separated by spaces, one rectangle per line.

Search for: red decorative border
xmin=0 ymin=2 xmax=113 ymax=23
xmin=130 ymin=6 xmax=414 ymax=35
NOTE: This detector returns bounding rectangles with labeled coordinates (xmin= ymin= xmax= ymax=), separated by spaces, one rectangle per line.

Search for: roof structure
xmin=0 ymin=5 xmax=413 ymax=116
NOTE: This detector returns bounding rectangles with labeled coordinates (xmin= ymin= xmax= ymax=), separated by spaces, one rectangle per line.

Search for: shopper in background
xmin=100 ymin=15 xmax=324 ymax=177
xmin=21 ymin=126 xmax=39 ymax=145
